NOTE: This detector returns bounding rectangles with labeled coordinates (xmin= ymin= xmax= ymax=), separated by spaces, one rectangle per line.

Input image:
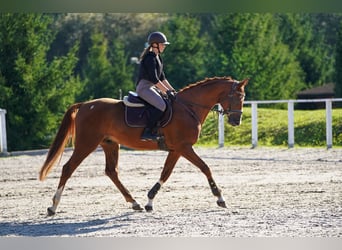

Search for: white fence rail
xmin=218 ymin=98 xmax=342 ymax=149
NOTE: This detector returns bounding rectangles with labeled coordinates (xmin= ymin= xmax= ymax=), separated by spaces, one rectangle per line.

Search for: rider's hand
xmin=166 ymin=90 xmax=176 ymax=101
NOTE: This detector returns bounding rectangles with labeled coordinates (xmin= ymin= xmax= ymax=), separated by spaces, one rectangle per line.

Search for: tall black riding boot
xmin=141 ymin=108 xmax=164 ymax=141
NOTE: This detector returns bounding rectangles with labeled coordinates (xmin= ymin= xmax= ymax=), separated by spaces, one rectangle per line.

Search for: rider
xmin=136 ymin=31 xmax=176 ymax=141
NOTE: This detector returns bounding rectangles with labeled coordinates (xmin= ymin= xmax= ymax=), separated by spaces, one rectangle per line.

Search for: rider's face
xmin=158 ymin=43 xmax=166 ymax=53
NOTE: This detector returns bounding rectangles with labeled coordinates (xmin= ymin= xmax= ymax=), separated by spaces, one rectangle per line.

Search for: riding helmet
xmin=147 ymin=31 xmax=170 ymax=45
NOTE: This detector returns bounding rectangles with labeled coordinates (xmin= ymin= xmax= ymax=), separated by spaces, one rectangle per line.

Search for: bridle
xmin=176 ymin=81 xmax=245 ymax=118
xmin=219 ymin=81 xmax=245 ymax=116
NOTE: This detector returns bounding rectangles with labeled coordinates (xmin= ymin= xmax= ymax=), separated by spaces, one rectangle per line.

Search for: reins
xmin=173 ymin=97 xmax=219 ymax=139
xmin=174 ymin=98 xmax=204 ymax=124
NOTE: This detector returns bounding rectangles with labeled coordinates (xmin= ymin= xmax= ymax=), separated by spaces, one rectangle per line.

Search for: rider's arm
xmin=155 ymin=81 xmax=169 ymax=93
xmin=161 ymin=79 xmax=176 ymax=92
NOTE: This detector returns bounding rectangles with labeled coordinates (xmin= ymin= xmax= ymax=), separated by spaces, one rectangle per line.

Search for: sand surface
xmin=0 ymin=147 xmax=341 ymax=237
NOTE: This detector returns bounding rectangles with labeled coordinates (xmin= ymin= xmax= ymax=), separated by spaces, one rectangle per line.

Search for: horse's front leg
xmin=145 ymin=151 xmax=181 ymax=211
xmin=181 ymin=146 xmax=227 ymax=208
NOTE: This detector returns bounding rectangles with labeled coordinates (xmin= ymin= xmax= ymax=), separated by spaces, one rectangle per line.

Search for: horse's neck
xmin=180 ymin=80 xmax=225 ymax=105
xmin=177 ymin=80 xmax=225 ymax=123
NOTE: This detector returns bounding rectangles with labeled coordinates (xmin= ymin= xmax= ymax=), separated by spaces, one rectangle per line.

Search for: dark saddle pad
xmin=123 ymin=91 xmax=172 ymax=128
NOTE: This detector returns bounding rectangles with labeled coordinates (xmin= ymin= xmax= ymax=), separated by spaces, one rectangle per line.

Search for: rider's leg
xmin=141 ymin=108 xmax=164 ymax=140
xmin=136 ymin=80 xmax=166 ymax=140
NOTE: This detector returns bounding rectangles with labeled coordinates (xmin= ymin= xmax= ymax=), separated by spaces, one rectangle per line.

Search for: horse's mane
xmin=179 ymin=76 xmax=234 ymax=93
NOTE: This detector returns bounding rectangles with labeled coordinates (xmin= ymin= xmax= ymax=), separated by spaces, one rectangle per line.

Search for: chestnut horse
xmin=39 ymin=77 xmax=249 ymax=215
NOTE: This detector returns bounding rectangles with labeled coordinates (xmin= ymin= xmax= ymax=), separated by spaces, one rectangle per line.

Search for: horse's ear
xmin=239 ymin=78 xmax=249 ymax=87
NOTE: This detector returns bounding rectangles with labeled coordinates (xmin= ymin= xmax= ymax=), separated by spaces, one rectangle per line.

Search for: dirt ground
xmin=0 ymin=147 xmax=341 ymax=237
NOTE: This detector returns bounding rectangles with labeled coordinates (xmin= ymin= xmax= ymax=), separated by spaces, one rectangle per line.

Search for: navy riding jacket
xmin=137 ymin=51 xmax=166 ymax=85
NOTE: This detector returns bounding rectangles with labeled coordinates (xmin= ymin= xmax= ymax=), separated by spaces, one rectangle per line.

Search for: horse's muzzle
xmin=228 ymin=114 xmax=242 ymax=126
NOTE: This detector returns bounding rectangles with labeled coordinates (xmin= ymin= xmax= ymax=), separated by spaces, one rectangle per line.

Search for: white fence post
xmin=288 ymin=101 xmax=295 ymax=148
xmin=218 ymin=104 xmax=224 ymax=148
xmin=251 ymin=102 xmax=258 ymax=148
xmin=0 ymin=109 xmax=8 ymax=154
xmin=325 ymin=100 xmax=333 ymax=149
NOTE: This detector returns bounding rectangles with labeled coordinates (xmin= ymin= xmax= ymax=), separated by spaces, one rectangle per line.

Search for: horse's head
xmin=220 ymin=78 xmax=249 ymax=126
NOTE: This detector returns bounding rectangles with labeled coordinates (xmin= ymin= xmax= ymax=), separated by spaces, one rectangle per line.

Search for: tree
xmin=336 ymin=20 xmax=342 ymax=99
xmin=78 ymin=32 xmax=113 ymax=100
xmin=209 ymin=13 xmax=305 ymax=100
xmin=109 ymin=38 xmax=135 ymax=97
xmin=159 ymin=14 xmax=208 ymax=89
xmin=79 ymin=31 xmax=134 ymax=101
xmin=49 ymin=13 xmax=170 ymax=79
xmin=0 ymin=13 xmax=80 ymax=151
xmin=276 ymin=13 xmax=334 ymax=86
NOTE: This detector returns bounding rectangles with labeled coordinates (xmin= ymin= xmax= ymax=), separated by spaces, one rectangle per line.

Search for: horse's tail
xmin=39 ymin=102 xmax=82 ymax=181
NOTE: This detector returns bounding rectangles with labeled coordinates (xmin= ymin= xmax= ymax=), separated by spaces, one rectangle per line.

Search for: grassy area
xmin=198 ymin=107 xmax=342 ymax=147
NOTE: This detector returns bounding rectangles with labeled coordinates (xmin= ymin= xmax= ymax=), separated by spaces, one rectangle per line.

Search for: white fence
xmin=1 ymin=98 xmax=342 ymax=154
xmin=218 ymin=98 xmax=342 ymax=149
xmin=0 ymin=109 xmax=7 ymax=154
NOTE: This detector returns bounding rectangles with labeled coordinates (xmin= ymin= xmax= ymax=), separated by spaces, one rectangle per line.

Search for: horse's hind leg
xmin=48 ymin=143 xmax=99 ymax=216
xmin=101 ymin=141 xmax=143 ymax=211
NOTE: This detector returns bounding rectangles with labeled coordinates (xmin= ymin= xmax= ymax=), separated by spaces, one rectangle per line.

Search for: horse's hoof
xmin=47 ymin=207 xmax=55 ymax=216
xmin=145 ymin=205 xmax=153 ymax=212
xmin=132 ymin=203 xmax=144 ymax=211
xmin=217 ymin=200 xmax=227 ymax=208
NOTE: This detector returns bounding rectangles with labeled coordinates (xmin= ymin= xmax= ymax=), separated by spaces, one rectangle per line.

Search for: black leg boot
xmin=141 ymin=127 xmax=157 ymax=141
xmin=141 ymin=108 xmax=164 ymax=141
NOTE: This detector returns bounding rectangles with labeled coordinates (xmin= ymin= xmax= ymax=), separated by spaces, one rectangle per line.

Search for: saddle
xmin=123 ymin=91 xmax=173 ymax=128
